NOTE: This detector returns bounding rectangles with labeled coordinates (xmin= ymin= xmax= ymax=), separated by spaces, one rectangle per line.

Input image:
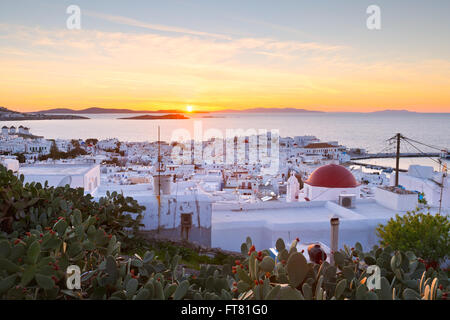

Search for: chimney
xmin=330 ymin=216 xmax=340 ymax=265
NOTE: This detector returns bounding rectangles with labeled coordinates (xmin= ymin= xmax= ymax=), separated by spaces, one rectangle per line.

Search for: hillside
xmin=118 ymin=114 xmax=189 ymax=120
xmin=36 ymin=107 xmax=208 ymax=114
xmin=0 ymin=106 xmax=88 ymax=120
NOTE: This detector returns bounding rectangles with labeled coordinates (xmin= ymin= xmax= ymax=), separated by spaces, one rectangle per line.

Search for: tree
xmin=39 ymin=142 xmax=86 ymax=161
xmin=49 ymin=141 xmax=60 ymax=159
xmin=86 ymin=138 xmax=98 ymax=145
xmin=376 ymin=208 xmax=450 ymax=268
xmin=13 ymin=153 xmax=26 ymax=163
xmin=70 ymin=139 xmax=80 ymax=149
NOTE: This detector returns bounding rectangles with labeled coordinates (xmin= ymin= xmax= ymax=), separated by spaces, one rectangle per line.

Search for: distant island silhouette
xmin=369 ymin=109 xmax=418 ymax=114
xmin=35 ymin=107 xmax=324 ymax=114
xmin=0 ymin=107 xmax=88 ymax=120
xmin=118 ymin=114 xmax=189 ymax=120
xmin=7 ymin=106 xmax=438 ymax=115
xmin=216 ymin=107 xmax=324 ymax=113
xmin=35 ymin=107 xmax=207 ymax=114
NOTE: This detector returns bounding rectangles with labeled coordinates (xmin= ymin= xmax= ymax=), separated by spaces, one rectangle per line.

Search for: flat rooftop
xmin=19 ymin=163 xmax=98 ymax=176
xmin=213 ymin=205 xmax=336 ymax=227
xmin=211 ymin=198 xmax=424 ymax=231
xmin=350 ymin=202 xmax=402 ymax=219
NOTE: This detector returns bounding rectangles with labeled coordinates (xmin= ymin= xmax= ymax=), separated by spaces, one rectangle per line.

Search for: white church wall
xmin=305 ymin=184 xmax=360 ymax=201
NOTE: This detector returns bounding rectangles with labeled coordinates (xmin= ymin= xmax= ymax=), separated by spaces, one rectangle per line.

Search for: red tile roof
xmin=304 ymin=143 xmax=337 ymax=149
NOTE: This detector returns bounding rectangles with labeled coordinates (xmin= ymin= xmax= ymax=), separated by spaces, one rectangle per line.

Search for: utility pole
xmin=438 ymin=159 xmax=446 ymax=214
xmin=395 ymin=133 xmax=401 ymax=187
xmin=158 ymin=126 xmax=161 ymax=195
xmin=157 ymin=126 xmax=161 ymax=233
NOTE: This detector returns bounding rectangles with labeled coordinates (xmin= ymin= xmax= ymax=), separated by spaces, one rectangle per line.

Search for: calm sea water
xmin=2 ymin=112 xmax=449 ymax=169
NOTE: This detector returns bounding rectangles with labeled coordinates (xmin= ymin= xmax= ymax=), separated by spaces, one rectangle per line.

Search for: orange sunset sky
xmin=1 ymin=1 xmax=450 ymax=113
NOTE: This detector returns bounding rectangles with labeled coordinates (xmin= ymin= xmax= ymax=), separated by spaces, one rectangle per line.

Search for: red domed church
xmin=300 ymin=164 xmax=360 ymax=201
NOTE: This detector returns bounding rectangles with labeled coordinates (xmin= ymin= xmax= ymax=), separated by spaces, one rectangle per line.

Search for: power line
xmin=372 ymin=143 xmax=396 ymax=158
xmin=402 ymin=136 xmax=448 ymax=152
xmin=401 ymin=141 xmax=431 ymax=182
xmin=401 ymin=137 xmax=443 ymax=167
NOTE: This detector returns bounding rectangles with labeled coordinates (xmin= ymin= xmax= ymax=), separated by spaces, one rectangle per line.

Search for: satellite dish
xmin=57 ymin=176 xmax=72 ymax=187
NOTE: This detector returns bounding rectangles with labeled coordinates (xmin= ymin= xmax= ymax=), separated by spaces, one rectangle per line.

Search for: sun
xmin=186 ymin=105 xmax=193 ymax=112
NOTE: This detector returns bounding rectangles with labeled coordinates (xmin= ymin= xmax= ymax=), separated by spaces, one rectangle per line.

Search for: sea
xmin=2 ymin=112 xmax=449 ymax=171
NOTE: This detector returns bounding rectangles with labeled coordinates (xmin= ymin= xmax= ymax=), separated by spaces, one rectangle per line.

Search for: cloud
xmin=85 ymin=11 xmax=232 ymax=40
xmin=0 ymin=23 xmax=346 ymax=68
xmin=0 ymin=23 xmax=449 ymax=112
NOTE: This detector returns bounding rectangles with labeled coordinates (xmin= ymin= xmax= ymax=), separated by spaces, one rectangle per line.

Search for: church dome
xmin=305 ymin=164 xmax=359 ymax=188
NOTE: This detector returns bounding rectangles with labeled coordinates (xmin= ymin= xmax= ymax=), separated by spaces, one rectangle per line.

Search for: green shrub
xmin=376 ymin=208 xmax=450 ymax=267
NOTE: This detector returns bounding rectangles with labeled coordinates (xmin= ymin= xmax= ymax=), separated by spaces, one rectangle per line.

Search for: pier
xmin=350 ymin=152 xmax=440 ymax=160
xmin=346 ymin=161 xmax=407 ymax=172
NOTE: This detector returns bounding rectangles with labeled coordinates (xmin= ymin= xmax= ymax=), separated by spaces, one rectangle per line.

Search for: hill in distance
xmin=27 ymin=107 xmax=436 ymax=115
xmin=369 ymin=109 xmax=418 ymax=114
xmin=35 ymin=107 xmax=327 ymax=114
xmin=0 ymin=106 xmax=87 ymax=120
xmin=216 ymin=107 xmax=324 ymax=113
xmin=35 ymin=107 xmax=208 ymax=114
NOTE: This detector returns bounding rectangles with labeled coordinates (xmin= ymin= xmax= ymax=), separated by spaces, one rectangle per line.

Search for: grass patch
xmin=127 ymin=239 xmax=235 ymax=270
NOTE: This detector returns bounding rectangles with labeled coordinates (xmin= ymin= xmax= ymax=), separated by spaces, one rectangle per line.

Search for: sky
xmin=1 ymin=0 xmax=450 ymax=113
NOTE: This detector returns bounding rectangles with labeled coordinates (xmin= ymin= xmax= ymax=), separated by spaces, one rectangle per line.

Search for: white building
xmin=95 ymin=178 xmax=212 ymax=247
xmin=293 ymin=135 xmax=320 ymax=147
xmin=97 ymin=138 xmax=119 ymax=150
xmin=0 ymin=157 xmax=20 ymax=172
xmin=55 ymin=139 xmax=72 ymax=153
xmin=211 ymin=163 xmax=425 ymax=253
xmin=18 ymin=163 xmax=100 ymax=194
xmin=302 ymin=143 xmax=340 ymax=159
xmin=392 ymin=165 xmax=449 ymax=210
xmin=26 ymin=139 xmax=52 ymax=155
xmin=0 ymin=137 xmax=27 ymax=153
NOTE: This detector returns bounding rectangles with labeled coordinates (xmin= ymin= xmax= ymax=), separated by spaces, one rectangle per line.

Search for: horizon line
xmin=4 ymin=106 xmax=450 ymax=114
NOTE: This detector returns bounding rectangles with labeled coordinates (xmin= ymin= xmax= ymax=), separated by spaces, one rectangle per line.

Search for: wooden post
xmin=330 ymin=216 xmax=340 ymax=265
xmin=438 ymin=160 xmax=445 ymax=214
xmin=157 ymin=126 xmax=161 ymax=234
xmin=395 ymin=133 xmax=401 ymax=187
